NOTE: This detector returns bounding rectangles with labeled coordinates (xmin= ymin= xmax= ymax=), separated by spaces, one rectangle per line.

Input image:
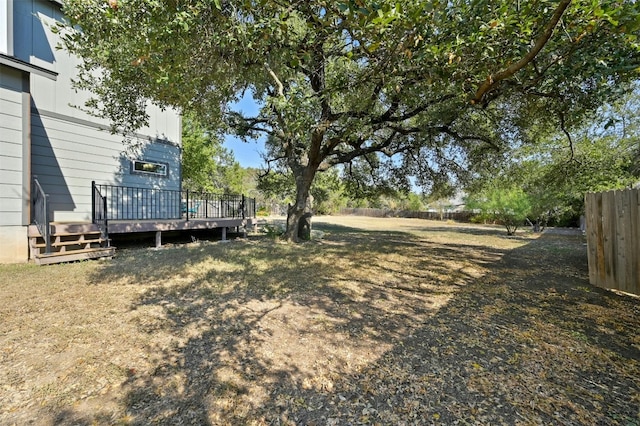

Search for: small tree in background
xmin=468 ymin=185 xmax=531 ymax=235
xmin=405 ymin=193 xmax=425 ymax=213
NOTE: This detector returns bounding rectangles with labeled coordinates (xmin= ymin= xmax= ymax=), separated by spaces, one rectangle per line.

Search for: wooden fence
xmin=339 ymin=208 xmax=475 ymax=222
xmin=585 ymin=188 xmax=640 ymax=296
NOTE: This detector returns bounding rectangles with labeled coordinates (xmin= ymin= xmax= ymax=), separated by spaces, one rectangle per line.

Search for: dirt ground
xmin=0 ymin=216 xmax=638 ymax=425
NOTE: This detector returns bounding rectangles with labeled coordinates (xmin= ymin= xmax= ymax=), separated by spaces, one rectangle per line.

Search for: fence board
xmin=604 ymin=191 xmax=616 ymax=289
xmin=339 ymin=208 xmax=475 ymax=222
xmin=585 ymin=193 xmax=598 ymax=287
xmin=585 ymin=188 xmax=640 ymax=296
xmin=615 ymin=191 xmax=626 ymax=291
xmin=596 ymin=192 xmax=606 ymax=288
xmin=632 ymin=190 xmax=640 ymax=294
xmin=621 ymin=190 xmax=632 ymax=293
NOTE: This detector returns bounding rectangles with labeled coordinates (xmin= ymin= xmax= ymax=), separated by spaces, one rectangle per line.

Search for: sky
xmin=223 ymin=91 xmax=266 ymax=169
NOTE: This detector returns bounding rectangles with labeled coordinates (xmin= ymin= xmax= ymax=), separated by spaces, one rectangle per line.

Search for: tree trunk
xmin=283 ymin=168 xmax=316 ymax=242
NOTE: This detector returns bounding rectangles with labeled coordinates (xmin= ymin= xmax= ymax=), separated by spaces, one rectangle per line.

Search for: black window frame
xmin=131 ymin=159 xmax=169 ymax=177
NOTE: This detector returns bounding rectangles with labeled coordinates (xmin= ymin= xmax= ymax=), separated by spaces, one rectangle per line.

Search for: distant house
xmin=1 ymin=0 xmax=254 ymax=264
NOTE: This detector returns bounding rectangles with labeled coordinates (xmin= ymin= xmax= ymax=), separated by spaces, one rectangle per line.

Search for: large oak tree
xmin=59 ymin=0 xmax=640 ymax=240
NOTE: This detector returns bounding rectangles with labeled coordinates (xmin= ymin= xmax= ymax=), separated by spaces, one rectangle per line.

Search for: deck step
xmin=28 ymin=223 xmax=100 ymax=238
xmin=29 ymin=222 xmax=114 ymax=265
xmin=33 ymin=247 xmax=116 ymax=265
xmin=31 ymin=238 xmax=108 ymax=249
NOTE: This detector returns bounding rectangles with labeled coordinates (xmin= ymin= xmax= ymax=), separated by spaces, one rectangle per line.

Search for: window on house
xmin=131 ymin=160 xmax=168 ymax=177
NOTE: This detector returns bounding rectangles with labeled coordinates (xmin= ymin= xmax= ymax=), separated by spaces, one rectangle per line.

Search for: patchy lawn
xmin=0 ymin=216 xmax=638 ymax=425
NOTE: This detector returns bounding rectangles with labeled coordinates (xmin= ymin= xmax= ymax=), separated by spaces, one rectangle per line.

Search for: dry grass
xmin=0 ymin=216 xmax=638 ymax=425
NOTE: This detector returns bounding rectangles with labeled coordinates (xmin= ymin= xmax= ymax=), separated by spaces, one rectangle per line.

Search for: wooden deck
xmin=108 ymin=217 xmax=258 ymax=234
xmin=108 ymin=216 xmax=259 ymax=247
xmin=28 ymin=217 xmax=259 ymax=264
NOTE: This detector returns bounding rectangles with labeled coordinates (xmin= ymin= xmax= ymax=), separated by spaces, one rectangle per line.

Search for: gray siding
xmin=4 ymin=0 xmax=182 ymax=224
xmin=0 ymin=66 xmax=25 ymax=226
xmin=31 ymin=112 xmax=181 ymax=222
xmin=21 ymin=0 xmax=182 ymax=222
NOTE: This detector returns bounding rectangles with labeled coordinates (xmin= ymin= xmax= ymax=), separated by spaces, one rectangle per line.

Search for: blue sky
xmin=223 ymin=91 xmax=266 ymax=169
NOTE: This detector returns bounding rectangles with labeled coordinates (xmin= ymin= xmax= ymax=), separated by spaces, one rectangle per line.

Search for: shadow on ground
xmin=57 ymin=226 xmax=638 ymax=425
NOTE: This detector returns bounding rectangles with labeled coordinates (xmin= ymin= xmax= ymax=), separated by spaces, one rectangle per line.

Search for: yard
xmin=0 ymin=216 xmax=638 ymax=425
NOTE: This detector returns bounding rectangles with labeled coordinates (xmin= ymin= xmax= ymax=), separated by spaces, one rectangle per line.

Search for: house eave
xmin=0 ymin=53 xmax=58 ymax=80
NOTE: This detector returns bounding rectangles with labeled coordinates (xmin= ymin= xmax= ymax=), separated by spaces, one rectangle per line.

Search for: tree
xmin=258 ymin=165 xmax=347 ymax=219
xmin=181 ymin=114 xmax=244 ymax=194
xmin=467 ymin=184 xmax=531 ymax=235
xmin=404 ymin=193 xmax=425 ymax=212
xmin=467 ymin=85 xmax=640 ymax=230
xmin=58 ymin=0 xmax=640 ymax=241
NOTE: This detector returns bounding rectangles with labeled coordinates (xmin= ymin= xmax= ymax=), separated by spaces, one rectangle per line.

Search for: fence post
xmin=242 ymin=195 xmax=246 ymax=220
xmin=186 ymin=190 xmax=189 ymax=221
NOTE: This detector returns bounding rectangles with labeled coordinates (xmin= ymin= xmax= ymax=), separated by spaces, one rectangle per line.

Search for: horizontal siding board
xmin=0 ymin=196 xmax=22 ymax=212
xmin=31 ymin=144 xmax=123 ymax=172
xmin=32 ymin=150 xmax=179 ymax=185
xmin=35 ymin=176 xmax=91 ymax=191
xmin=0 ymin=72 xmax=24 ymax=227
xmin=32 ymin=112 xmax=170 ymax=147
xmin=31 ymin=131 xmax=179 ymax=165
xmin=0 ymin=128 xmax=23 ymax=146
xmin=31 ymin=131 xmax=125 ymax=159
xmin=0 ymin=140 xmax=24 ymax=159
xmin=31 ymin=119 xmax=121 ymax=145
xmin=0 ymin=98 xmax=23 ymax=120
xmin=33 ymin=112 xmax=180 ymax=151
xmin=0 ymin=211 xmax=22 ymax=226
xmin=31 ymin=163 xmax=122 ymax=183
xmin=31 ymin=134 xmax=178 ymax=167
xmin=32 ymin=126 xmax=124 ymax=152
xmin=0 ymin=76 xmax=25 ymax=232
xmin=0 ymin=162 xmax=24 ymax=174
xmin=119 ymin=174 xmax=179 ymax=191
xmin=0 ymin=184 xmax=24 ymax=198
xmin=0 ymin=170 xmax=21 ymax=185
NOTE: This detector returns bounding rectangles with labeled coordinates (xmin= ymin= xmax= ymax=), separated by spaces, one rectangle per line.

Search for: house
xmin=1 ymin=0 xmax=256 ymax=264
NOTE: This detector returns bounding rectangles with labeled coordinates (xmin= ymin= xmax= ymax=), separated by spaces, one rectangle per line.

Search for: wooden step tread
xmin=34 ymin=247 xmax=115 ymax=258
xmin=30 ymin=230 xmax=102 ymax=237
xmin=31 ymin=239 xmax=107 ymax=248
xmin=53 ymin=230 xmax=101 ymax=236
xmin=34 ymin=247 xmax=116 ymax=265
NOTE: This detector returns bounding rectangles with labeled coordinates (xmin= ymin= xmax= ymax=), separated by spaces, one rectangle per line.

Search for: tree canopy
xmin=58 ymin=0 xmax=640 ymax=240
xmin=467 ymin=84 xmax=640 ymax=231
xmin=181 ymin=113 xmax=248 ymax=194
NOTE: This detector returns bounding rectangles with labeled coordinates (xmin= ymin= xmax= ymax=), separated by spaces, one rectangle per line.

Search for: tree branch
xmin=559 ymin=111 xmax=580 ymax=164
xmin=264 ymin=62 xmax=284 ymax=97
xmin=472 ymin=0 xmax=572 ymax=104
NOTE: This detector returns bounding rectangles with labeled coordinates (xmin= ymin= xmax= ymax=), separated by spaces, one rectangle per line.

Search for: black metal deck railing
xmin=93 ymin=183 xmax=256 ymax=221
xmin=92 ymin=181 xmax=109 ymax=244
xmin=32 ymin=176 xmax=51 ymax=254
